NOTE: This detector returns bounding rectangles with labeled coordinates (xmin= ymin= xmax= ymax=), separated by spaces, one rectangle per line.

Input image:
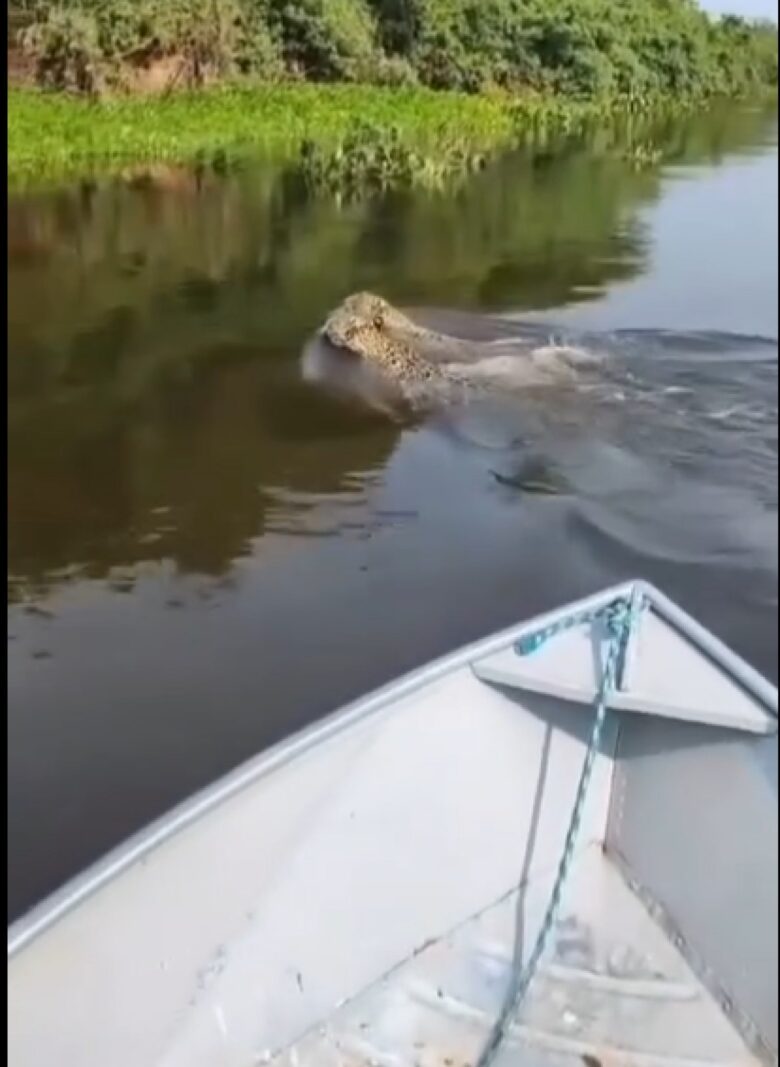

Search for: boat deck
xmin=272 ymin=844 xmax=762 ymax=1067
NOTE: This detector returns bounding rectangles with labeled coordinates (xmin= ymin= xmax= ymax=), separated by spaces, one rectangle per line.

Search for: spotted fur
xmin=322 ymin=292 xmax=444 ymax=383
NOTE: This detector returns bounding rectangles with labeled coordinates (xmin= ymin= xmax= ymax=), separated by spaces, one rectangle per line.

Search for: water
xmin=7 ymin=103 xmax=778 ymax=922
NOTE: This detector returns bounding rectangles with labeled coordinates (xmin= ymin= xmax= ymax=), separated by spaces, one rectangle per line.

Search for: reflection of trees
xmin=7 ymin=102 xmax=776 ymax=594
xmin=8 ymin=356 xmax=396 ymax=598
xmin=352 ymin=151 xmax=652 ymax=309
xmin=624 ymin=99 xmax=777 ymax=169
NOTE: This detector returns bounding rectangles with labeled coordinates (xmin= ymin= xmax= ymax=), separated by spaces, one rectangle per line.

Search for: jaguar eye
xmin=373 ymin=314 xmax=384 ymax=329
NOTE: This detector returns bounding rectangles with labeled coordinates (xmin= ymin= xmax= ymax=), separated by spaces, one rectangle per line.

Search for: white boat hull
xmin=8 ymin=581 xmax=778 ymax=1067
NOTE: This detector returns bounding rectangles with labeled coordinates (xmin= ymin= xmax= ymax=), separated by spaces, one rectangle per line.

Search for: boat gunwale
xmin=8 ymin=579 xmax=777 ymax=958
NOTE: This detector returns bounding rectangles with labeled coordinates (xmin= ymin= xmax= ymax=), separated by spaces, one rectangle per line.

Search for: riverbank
xmin=8 ymin=83 xmax=615 ymax=187
xmin=9 ymin=0 xmax=776 ymax=188
xmin=12 ymin=83 xmax=778 ymax=193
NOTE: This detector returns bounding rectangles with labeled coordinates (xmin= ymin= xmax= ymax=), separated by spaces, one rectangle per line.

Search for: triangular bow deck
xmin=472 ymin=581 xmax=777 ymax=736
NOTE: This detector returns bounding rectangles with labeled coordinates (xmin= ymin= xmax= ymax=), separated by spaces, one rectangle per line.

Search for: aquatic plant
xmin=622 ymin=143 xmax=664 ymax=171
xmin=11 ymin=78 xmax=654 ymax=188
xmin=7 ymin=83 xmax=517 ymax=184
xmin=8 ymin=77 xmax=733 ymax=189
xmin=299 ymin=120 xmax=488 ymax=194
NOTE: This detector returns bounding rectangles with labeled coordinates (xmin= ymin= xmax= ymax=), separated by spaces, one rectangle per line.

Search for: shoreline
xmin=7 ymin=82 xmax=776 ymax=190
xmin=2 ymin=83 xmax=677 ymax=189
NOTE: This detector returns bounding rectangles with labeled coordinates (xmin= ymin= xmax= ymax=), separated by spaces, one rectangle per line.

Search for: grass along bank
xmin=8 ymin=82 xmax=625 ymax=187
xmin=8 ymin=1 xmax=776 ymax=188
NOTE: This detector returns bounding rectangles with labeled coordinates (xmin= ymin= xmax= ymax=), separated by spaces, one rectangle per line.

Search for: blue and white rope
xmin=475 ymin=591 xmax=644 ymax=1067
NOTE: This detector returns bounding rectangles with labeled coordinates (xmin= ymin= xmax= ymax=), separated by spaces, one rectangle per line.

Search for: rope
xmin=475 ymin=591 xmax=643 ymax=1067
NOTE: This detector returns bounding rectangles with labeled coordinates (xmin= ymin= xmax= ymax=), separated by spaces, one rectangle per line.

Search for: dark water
xmin=7 ymin=104 xmax=778 ymax=921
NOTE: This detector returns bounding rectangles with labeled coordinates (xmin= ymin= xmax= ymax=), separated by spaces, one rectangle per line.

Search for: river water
xmin=7 ymin=102 xmax=778 ymax=921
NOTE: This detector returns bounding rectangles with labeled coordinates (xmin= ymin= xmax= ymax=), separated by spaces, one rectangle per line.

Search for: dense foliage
xmin=14 ymin=0 xmax=778 ymax=99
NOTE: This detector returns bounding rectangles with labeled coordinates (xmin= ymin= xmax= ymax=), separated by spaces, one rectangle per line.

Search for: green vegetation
xmin=298 ymin=121 xmax=489 ymax=194
xmin=9 ymin=82 xmax=632 ymax=186
xmin=8 ymin=83 xmax=510 ymax=183
xmin=14 ymin=0 xmax=778 ymax=97
xmin=7 ymin=0 xmax=777 ymax=185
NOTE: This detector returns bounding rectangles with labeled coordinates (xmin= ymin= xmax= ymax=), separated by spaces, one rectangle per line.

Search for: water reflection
xmin=7 ymin=102 xmax=778 ymax=921
xmin=8 ymin=103 xmax=777 ymax=598
xmin=8 ymin=356 xmax=398 ymax=597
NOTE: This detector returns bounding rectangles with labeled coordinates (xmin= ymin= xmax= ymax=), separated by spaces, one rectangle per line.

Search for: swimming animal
xmin=321 ymin=291 xmax=594 ymax=389
xmin=321 ymin=292 xmax=454 ymax=383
